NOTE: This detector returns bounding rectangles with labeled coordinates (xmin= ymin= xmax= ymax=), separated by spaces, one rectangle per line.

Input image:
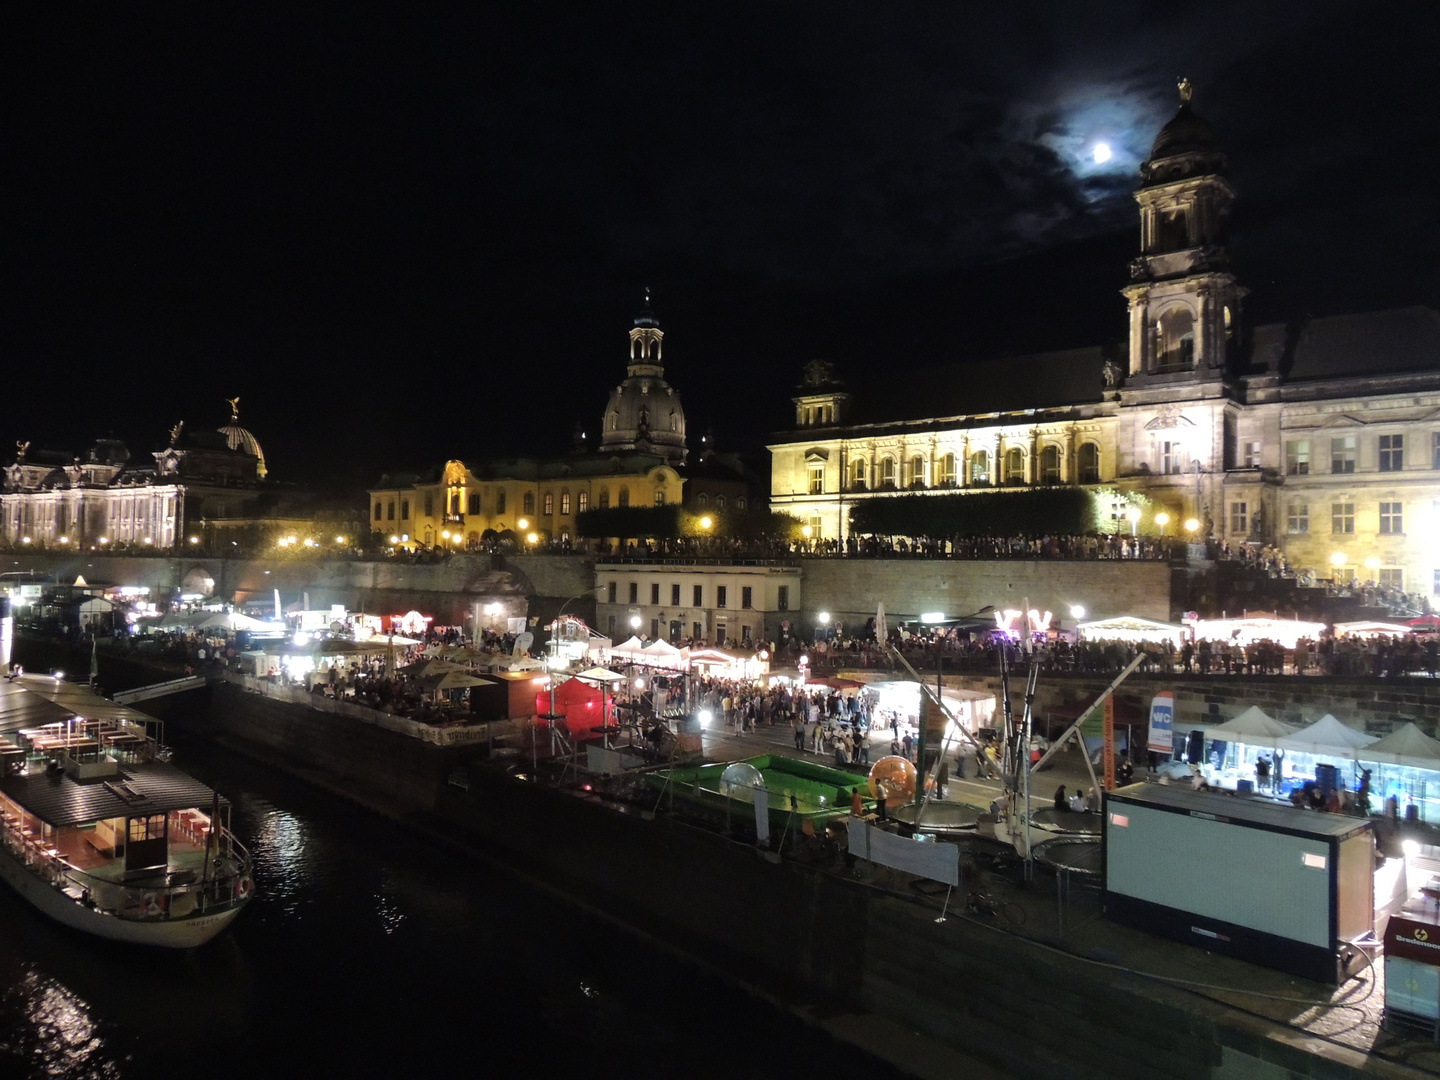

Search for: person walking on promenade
xmin=901 ymin=731 xmax=915 ymax=761
xmin=793 ymin=716 xmax=806 ymax=751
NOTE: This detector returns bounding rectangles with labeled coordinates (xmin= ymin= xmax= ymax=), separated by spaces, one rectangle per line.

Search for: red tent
xmin=535 ymin=677 xmax=612 ymax=739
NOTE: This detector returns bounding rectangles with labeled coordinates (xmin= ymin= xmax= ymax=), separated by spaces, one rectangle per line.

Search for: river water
xmin=0 ymin=728 xmax=881 ymax=1079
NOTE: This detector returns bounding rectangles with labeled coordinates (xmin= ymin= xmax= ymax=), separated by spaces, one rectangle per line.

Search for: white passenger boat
xmin=0 ymin=674 xmax=252 ymax=947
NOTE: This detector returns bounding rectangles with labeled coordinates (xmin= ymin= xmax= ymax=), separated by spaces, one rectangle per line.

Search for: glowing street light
xmin=1124 ymin=505 xmax=1141 ymax=536
xmin=629 ymin=615 xmax=642 ymax=629
xmin=801 ymin=525 xmax=813 ymax=538
xmin=517 ymin=518 xmax=529 ymax=530
xmin=526 ymin=531 xmax=539 ymax=544
xmin=699 ymin=515 xmax=713 ymax=530
xmin=818 ymin=611 xmax=830 ymax=624
xmin=189 ymin=536 xmax=200 ymax=545
xmin=1069 ymin=604 xmax=1086 ymax=620
xmin=1153 ymin=511 xmax=1170 ymax=536
xmin=1183 ymin=518 xmax=1200 ymax=534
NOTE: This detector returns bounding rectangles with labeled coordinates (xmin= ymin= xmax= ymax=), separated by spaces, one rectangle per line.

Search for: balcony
xmin=443 ymin=514 xmax=465 ymax=526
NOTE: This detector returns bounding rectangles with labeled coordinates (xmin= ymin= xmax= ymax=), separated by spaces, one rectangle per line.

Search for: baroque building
xmin=1 ymin=403 xmax=269 ymax=550
xmin=369 ymin=296 xmax=693 ymax=549
xmin=768 ymin=81 xmax=1440 ymax=596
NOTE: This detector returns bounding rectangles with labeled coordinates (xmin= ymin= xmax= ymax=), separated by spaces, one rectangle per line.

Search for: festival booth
xmin=1191 ymin=706 xmax=1300 ymax=792
xmin=862 ymin=680 xmax=995 ymax=741
xmin=534 ymin=676 xmax=613 ymax=739
xmin=546 ymin=615 xmax=611 ymax=667
xmin=1191 ymin=614 xmax=1326 ymax=649
xmin=1358 ymin=723 xmax=1440 ymax=823
xmin=1333 ymin=620 xmax=1416 ymax=640
xmin=1275 ymin=714 xmax=1379 ymax=802
xmin=1045 ymin=694 xmax=1148 ymax=759
xmin=606 ymin=636 xmax=648 ymax=664
xmin=687 ymin=646 xmax=767 ymax=681
xmin=1076 ymin=615 xmax=1189 ymax=648
xmin=639 ymin=639 xmax=689 ymax=670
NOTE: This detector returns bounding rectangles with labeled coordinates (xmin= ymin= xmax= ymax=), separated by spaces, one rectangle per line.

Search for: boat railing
xmin=3 ymin=820 xmax=254 ymax=921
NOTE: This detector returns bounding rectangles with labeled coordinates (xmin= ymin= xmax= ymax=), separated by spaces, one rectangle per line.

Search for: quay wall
xmin=4 ymin=552 xmax=595 ymax=626
xmin=799 ymin=557 xmax=1177 ymax=626
xmin=183 ymin=679 xmax=1421 ymax=1080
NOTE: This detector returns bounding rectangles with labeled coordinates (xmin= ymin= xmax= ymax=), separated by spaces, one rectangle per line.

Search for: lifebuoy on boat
xmin=234 ymin=876 xmax=253 ymax=900
xmin=141 ymin=892 xmax=162 ymax=918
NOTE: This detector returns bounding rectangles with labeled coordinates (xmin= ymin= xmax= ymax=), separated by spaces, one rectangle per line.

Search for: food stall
xmin=1334 ymin=620 xmax=1416 ymax=640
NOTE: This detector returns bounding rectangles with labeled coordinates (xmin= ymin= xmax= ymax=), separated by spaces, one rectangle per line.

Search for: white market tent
xmin=1333 ymin=620 xmax=1415 ymax=639
xmin=1360 ymin=723 xmax=1440 ymax=768
xmin=1076 ymin=615 xmax=1188 ymax=647
xmin=571 ymin=666 xmax=627 ymax=684
xmin=1192 ymin=614 xmax=1326 ymax=649
xmin=639 ymin=639 xmax=688 ymax=669
xmin=1205 ymin=705 xmax=1300 ymax=749
xmin=195 ymin=611 xmax=269 ymax=633
xmin=607 ymin=636 xmax=647 ymax=661
xmin=1277 ymin=714 xmax=1378 ymax=757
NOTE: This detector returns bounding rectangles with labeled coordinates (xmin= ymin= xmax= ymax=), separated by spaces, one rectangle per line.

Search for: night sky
xmin=9 ymin=3 xmax=1439 ymax=489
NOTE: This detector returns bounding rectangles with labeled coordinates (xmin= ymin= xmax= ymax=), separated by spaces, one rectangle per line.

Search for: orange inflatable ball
xmin=868 ymin=755 xmax=917 ymax=803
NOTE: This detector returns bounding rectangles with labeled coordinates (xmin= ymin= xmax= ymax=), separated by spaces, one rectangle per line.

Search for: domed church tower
xmin=1121 ymin=78 xmax=1246 ymax=385
xmin=216 ymin=396 xmax=268 ymax=479
xmin=599 ymin=290 xmax=688 ymax=462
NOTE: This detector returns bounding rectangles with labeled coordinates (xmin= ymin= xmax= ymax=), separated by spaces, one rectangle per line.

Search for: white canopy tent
xmin=639 ymin=639 xmax=688 ymax=669
xmin=1361 ymin=723 xmax=1440 ymax=768
xmin=1192 ymin=615 xmax=1326 ymax=649
xmin=1277 ymin=714 xmax=1378 ymax=757
xmin=1076 ymin=615 xmax=1188 ymax=647
xmin=571 ymin=666 xmax=627 ymax=685
xmin=1204 ymin=705 xmax=1300 ymax=749
xmin=607 ymin=636 xmax=647 ymax=661
xmin=195 ymin=611 xmax=270 ymax=633
xmin=1333 ymin=620 xmax=1415 ymax=639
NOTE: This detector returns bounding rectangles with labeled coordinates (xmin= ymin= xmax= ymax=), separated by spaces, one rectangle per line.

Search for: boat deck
xmin=50 ymin=830 xmax=214 ymax=882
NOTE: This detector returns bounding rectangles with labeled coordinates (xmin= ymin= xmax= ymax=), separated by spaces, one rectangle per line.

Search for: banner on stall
xmin=846 ymin=819 xmax=959 ymax=886
xmin=1147 ymin=692 xmax=1175 ymax=754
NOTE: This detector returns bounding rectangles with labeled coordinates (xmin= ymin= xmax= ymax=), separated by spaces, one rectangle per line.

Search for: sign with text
xmin=1147 ymin=692 xmax=1175 ymax=754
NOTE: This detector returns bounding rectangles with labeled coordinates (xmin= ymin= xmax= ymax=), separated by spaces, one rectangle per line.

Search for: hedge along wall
xmin=847 ymin=487 xmax=1152 ymax=539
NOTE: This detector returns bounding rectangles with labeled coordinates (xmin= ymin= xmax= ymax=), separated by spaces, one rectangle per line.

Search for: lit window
xmin=716 ymin=586 xmax=727 ymax=608
xmin=1004 ymin=447 xmax=1025 ymax=483
xmin=1331 ymin=435 xmax=1356 ymax=474
xmin=970 ymin=450 xmax=990 ymax=485
xmin=878 ymin=458 xmax=896 ymax=488
xmin=1331 ymin=502 xmax=1354 ymax=534
xmin=577 ymin=492 xmax=588 ymax=513
xmin=807 ymin=464 xmax=824 ymax=495
xmin=1379 ymin=501 xmax=1403 ymax=535
xmin=851 ymin=458 xmax=868 ymax=490
xmin=560 ymin=492 xmax=570 ymax=515
xmin=1379 ymin=568 xmax=1404 ymax=589
xmin=1241 ymin=440 xmax=1261 ymax=468
xmin=1077 ymin=443 xmax=1100 ymax=484
xmin=1230 ymin=502 xmax=1248 ymax=536
xmin=654 ymin=490 xmax=665 ymax=506
xmin=543 ymin=493 xmax=553 ymax=515
xmin=937 ymin=453 xmax=957 ymax=486
xmin=1286 ymin=503 xmax=1308 ymax=534
xmin=1379 ymin=434 xmax=1405 ymax=472
xmin=1161 ymin=441 xmax=1183 ymax=475
xmin=908 ymin=455 xmax=926 ymax=487
xmin=1039 ymin=446 xmax=1061 ymax=484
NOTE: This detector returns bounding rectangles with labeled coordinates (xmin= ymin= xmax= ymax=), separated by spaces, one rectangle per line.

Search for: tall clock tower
xmin=1121 ymin=78 xmax=1246 ymax=385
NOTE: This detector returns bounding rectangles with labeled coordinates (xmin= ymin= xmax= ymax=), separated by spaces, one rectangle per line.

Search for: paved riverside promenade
xmin=678 ymin=715 xmax=1440 ymax=1079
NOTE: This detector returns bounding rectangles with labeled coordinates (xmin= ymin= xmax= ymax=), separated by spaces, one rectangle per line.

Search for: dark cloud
xmin=4 ymin=2 xmax=1438 ymax=483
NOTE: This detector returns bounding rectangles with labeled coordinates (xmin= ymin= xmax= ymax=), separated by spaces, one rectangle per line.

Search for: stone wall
xmin=800 ymin=557 xmax=1177 ymax=627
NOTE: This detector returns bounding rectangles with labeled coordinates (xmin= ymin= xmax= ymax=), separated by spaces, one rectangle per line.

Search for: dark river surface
xmin=0 ymin=728 xmax=882 ymax=1079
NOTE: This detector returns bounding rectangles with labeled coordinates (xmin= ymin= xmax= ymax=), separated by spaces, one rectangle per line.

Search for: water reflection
xmin=0 ymin=729 xmax=880 ymax=1078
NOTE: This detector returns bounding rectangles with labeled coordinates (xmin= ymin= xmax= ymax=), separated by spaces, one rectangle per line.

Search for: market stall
xmin=1358 ymin=722 xmax=1440 ymax=823
xmin=1191 ymin=613 xmax=1326 ymax=649
xmin=1333 ymin=621 xmax=1416 ymax=640
xmin=1076 ymin=615 xmax=1188 ymax=648
xmin=1192 ymin=706 xmax=1300 ymax=792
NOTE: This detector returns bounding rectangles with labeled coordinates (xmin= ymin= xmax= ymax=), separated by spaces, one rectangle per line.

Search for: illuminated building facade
xmin=369 ymin=298 xmax=689 ymax=549
xmin=1 ymin=407 xmax=267 ymax=551
xmin=594 ymin=560 xmax=801 ymax=646
xmin=768 ymin=84 xmax=1440 ymax=596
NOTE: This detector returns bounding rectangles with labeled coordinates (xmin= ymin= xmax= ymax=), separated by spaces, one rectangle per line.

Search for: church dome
xmin=1149 ymin=103 xmax=1222 ymax=160
xmin=598 ymin=293 xmax=687 ymax=462
xmin=216 ymin=399 xmax=267 ymax=478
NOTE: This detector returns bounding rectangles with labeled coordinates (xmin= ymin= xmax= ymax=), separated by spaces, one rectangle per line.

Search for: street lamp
xmin=1069 ymin=604 xmax=1085 ymax=620
xmin=1183 ymin=518 xmax=1200 ymax=535
xmin=1153 ymin=512 xmax=1170 ymax=536
xmin=1124 ymin=505 xmax=1141 ymax=536
xmin=1329 ymin=551 xmax=1348 ymax=583
xmin=1364 ymin=555 xmax=1381 ymax=582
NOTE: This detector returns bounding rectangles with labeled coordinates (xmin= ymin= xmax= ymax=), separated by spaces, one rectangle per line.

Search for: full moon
xmin=1092 ymin=142 xmax=1112 ymax=164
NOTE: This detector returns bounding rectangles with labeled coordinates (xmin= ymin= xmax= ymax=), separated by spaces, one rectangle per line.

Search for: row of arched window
xmin=843 ymin=444 xmax=1102 ymax=490
xmin=693 ymin=493 xmax=748 ymax=510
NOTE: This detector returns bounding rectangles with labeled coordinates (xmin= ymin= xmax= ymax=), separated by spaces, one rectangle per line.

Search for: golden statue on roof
xmin=226 ymin=396 xmax=240 ymax=422
xmin=1178 ymin=76 xmax=1193 ymax=103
